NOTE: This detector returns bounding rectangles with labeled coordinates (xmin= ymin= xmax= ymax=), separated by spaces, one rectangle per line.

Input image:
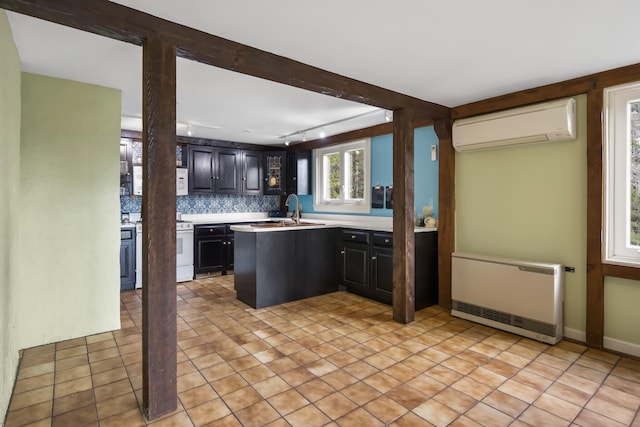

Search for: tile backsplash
xmin=120 ymin=193 xmax=280 ymax=214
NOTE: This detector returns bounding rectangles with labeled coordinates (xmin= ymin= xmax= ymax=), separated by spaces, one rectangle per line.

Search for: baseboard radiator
xmin=451 ymin=252 xmax=564 ymax=345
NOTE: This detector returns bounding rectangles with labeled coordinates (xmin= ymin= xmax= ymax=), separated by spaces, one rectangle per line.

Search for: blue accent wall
xmin=297 ymin=125 xmax=439 ymax=218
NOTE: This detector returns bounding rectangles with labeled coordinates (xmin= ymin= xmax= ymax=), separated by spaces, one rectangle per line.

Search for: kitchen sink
xmin=252 ymin=221 xmax=323 ymax=228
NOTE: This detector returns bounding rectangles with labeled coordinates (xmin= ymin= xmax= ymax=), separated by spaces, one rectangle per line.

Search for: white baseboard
xmin=563 ymin=327 xmax=586 ymax=342
xmin=603 ymin=336 xmax=640 ymax=358
xmin=563 ymin=327 xmax=640 ymax=358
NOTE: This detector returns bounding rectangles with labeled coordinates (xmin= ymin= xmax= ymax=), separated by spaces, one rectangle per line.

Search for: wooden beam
xmin=452 ymin=63 xmax=640 ymax=120
xmin=141 ymin=37 xmax=178 ymax=420
xmin=392 ymin=108 xmax=415 ymax=323
xmin=585 ymin=88 xmax=604 ymax=349
xmin=0 ymin=0 xmax=450 ymax=120
xmin=434 ymin=119 xmax=453 ymax=309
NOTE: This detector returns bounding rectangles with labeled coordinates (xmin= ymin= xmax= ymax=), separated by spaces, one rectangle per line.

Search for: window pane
xmin=345 ymin=149 xmax=364 ymax=200
xmin=323 ymin=152 xmax=341 ymax=200
xmin=630 ymin=101 xmax=640 ymax=246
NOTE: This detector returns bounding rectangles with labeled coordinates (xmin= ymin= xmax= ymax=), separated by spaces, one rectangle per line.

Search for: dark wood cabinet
xmin=216 ymin=149 xmax=242 ymax=194
xmin=263 ymin=151 xmax=287 ymax=195
xmin=120 ymin=228 xmax=135 ymax=291
xmin=339 ymin=229 xmax=438 ymax=308
xmin=188 ymin=145 xmax=263 ymax=195
xmin=286 ymin=150 xmax=311 ymax=195
xmin=339 ymin=230 xmax=370 ymax=294
xmin=194 ymin=224 xmax=234 ymax=276
xmin=242 ymin=151 xmax=263 ymax=195
xmin=189 ymin=146 xmax=216 ymax=193
xmin=371 ymin=233 xmax=394 ymax=302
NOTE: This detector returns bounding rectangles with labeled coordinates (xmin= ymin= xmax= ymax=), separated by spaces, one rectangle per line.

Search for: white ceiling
xmin=7 ymin=1 xmax=640 ymax=145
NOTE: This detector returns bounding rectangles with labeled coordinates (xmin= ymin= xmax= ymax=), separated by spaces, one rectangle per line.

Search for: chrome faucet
xmin=284 ymin=193 xmax=300 ymax=224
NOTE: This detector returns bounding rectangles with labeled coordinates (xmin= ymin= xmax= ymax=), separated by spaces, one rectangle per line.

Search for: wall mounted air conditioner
xmin=452 ymin=97 xmax=576 ymax=152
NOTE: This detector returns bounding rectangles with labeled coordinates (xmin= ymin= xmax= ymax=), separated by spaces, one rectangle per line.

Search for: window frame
xmin=604 ymin=81 xmax=640 ymax=266
xmin=313 ymin=138 xmax=371 ymax=214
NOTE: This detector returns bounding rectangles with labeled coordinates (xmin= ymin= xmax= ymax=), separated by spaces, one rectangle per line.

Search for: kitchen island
xmin=233 ymin=222 xmax=338 ymax=309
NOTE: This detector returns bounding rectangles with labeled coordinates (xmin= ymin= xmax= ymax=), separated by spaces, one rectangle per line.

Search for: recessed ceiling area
xmin=7 ymin=1 xmax=640 ymax=145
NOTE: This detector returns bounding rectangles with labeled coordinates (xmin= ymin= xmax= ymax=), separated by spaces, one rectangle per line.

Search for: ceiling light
xmin=187 ymin=124 xmax=193 ymax=136
xmin=301 ymin=132 xmax=306 ymax=142
xmin=284 ymin=138 xmax=290 ymax=147
xmin=319 ymin=128 xmax=326 ymax=138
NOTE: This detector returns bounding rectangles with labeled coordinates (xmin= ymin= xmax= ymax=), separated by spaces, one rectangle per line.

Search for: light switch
xmin=431 ymin=144 xmax=438 ymax=161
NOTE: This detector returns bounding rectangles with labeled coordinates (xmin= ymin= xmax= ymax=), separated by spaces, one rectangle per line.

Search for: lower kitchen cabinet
xmin=339 ymin=229 xmax=438 ymax=308
xmin=120 ymin=228 xmax=135 ymax=291
xmin=194 ymin=224 xmax=234 ymax=275
xmin=339 ymin=230 xmax=370 ymax=293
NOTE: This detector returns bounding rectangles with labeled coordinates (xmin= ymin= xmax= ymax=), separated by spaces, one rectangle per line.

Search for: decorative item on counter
xmin=423 ymin=205 xmax=437 ymax=228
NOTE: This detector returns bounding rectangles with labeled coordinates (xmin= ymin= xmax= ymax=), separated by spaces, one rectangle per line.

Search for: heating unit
xmin=451 ymin=252 xmax=564 ymax=344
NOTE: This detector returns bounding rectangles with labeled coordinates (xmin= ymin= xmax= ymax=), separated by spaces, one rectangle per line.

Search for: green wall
xmin=456 ymin=94 xmax=640 ymax=352
xmin=16 ymin=73 xmax=122 ymax=351
xmin=0 ymin=11 xmax=22 ymax=425
xmin=456 ymin=95 xmax=588 ymax=335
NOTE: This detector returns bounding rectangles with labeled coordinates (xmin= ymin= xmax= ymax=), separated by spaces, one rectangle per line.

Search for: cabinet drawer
xmin=372 ymin=233 xmax=393 ymax=247
xmin=342 ymin=230 xmax=369 ymax=244
xmin=195 ymin=225 xmax=226 ymax=237
xmin=120 ymin=229 xmax=133 ymax=240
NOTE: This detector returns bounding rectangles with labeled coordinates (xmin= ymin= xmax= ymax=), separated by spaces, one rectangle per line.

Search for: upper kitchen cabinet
xmin=119 ymin=139 xmax=133 ymax=195
xmin=188 ymin=145 xmax=263 ymax=195
xmin=286 ymin=150 xmax=311 ymax=196
xmin=242 ymin=151 xmax=263 ymax=195
xmin=263 ymin=151 xmax=287 ymax=195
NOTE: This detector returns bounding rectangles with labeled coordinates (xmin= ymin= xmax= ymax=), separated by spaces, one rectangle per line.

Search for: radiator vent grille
xmin=452 ymin=300 xmax=557 ymax=338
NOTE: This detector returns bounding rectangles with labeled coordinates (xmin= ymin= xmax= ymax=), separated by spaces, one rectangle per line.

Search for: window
xmin=605 ymin=82 xmax=640 ymax=265
xmin=314 ymin=138 xmax=370 ymax=213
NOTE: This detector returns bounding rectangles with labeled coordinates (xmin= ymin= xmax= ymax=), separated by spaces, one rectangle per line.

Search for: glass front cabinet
xmin=263 ymin=151 xmax=287 ymax=195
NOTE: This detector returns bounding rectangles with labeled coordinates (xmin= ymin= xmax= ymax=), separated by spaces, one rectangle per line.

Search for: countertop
xmin=120 ymin=212 xmax=437 ymax=233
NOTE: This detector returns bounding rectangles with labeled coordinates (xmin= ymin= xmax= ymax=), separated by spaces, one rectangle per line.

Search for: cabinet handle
xmin=351 ymin=235 xmax=356 ymax=239
xmin=385 ymin=239 xmax=390 ymax=243
xmin=372 ymin=256 xmax=377 ymax=260
xmin=223 ymin=241 xmax=227 ymax=245
xmin=340 ymin=250 xmax=345 ymax=254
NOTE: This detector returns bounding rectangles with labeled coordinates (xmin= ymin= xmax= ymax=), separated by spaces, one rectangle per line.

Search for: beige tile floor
xmin=4 ymin=274 xmax=640 ymax=426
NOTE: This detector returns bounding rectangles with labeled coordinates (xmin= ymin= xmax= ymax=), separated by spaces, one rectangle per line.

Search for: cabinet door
xmin=243 ymin=151 xmax=263 ymax=195
xmin=216 ymin=149 xmax=241 ymax=194
xmin=189 ymin=146 xmax=215 ymax=193
xmin=286 ymin=150 xmax=311 ymax=195
xmin=263 ymin=151 xmax=286 ymax=195
xmin=341 ymin=242 xmax=370 ymax=294
xmin=371 ymin=246 xmax=393 ymax=303
xmin=119 ymin=139 xmax=132 ymax=195
xmin=120 ymin=237 xmax=135 ymax=291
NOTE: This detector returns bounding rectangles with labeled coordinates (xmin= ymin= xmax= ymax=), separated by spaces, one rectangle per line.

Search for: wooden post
xmin=141 ymin=37 xmax=178 ymax=420
xmin=434 ymin=119 xmax=453 ymax=309
xmin=585 ymin=88 xmax=604 ymax=349
xmin=392 ymin=108 xmax=415 ymax=323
